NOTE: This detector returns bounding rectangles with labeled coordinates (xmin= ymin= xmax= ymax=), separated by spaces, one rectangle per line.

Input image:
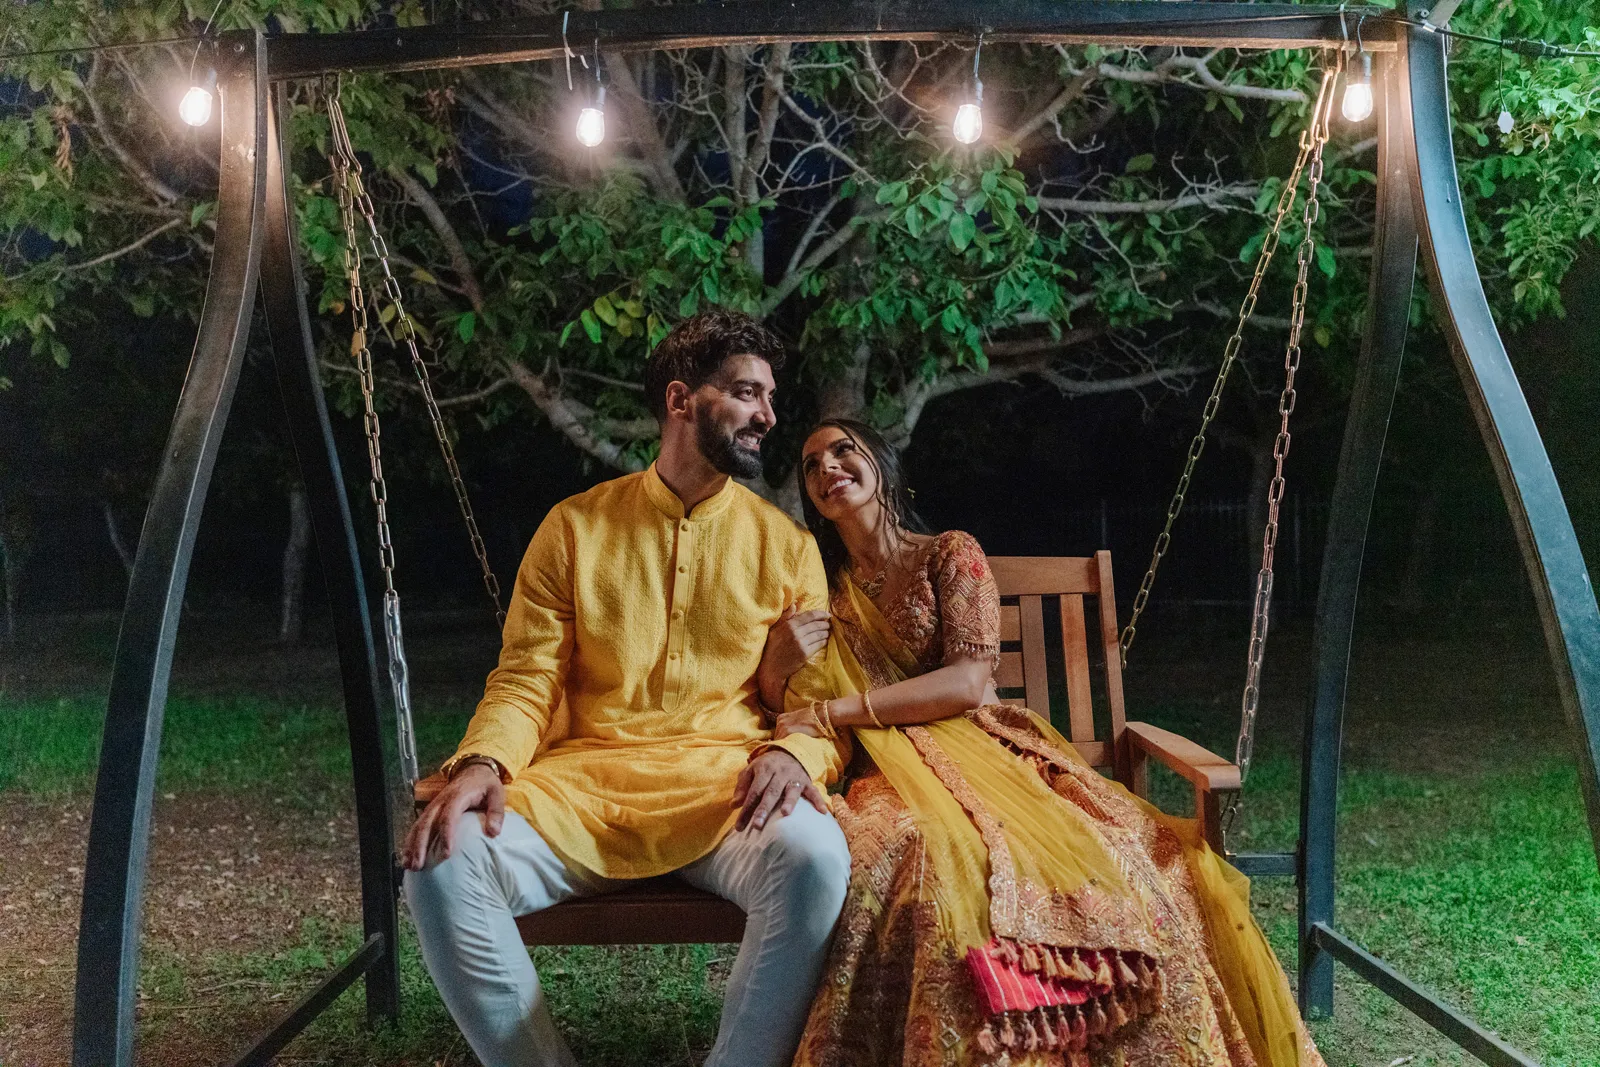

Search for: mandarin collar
xmin=644 ymin=462 xmax=738 ymax=522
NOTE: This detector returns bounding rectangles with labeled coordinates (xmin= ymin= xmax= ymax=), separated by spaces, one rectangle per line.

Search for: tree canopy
xmin=2 ymin=1 xmax=1596 ymax=517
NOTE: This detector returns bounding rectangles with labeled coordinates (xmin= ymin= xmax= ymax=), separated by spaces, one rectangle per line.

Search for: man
xmin=403 ymin=310 xmax=849 ymax=1067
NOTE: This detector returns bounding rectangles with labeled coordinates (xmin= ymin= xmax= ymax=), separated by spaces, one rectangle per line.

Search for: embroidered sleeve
xmin=936 ymin=531 xmax=1001 ymax=668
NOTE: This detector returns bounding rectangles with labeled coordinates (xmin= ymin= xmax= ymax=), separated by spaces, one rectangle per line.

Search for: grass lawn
xmin=1 ymin=618 xmax=1596 ymax=1066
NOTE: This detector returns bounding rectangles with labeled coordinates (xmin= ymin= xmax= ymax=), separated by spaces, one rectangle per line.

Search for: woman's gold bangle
xmin=809 ymin=698 xmax=837 ymax=740
xmin=862 ymin=690 xmax=885 ymax=729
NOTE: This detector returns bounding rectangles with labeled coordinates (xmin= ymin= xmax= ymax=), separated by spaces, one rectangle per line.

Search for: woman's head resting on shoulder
xmin=798 ymin=418 xmax=930 ymax=586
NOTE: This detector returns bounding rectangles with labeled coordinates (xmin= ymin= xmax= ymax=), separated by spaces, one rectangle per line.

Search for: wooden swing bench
xmin=414 ymin=550 xmax=1239 ymax=945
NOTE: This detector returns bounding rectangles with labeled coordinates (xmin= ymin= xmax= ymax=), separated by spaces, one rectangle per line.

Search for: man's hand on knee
xmin=732 ymin=750 xmax=827 ymax=832
xmin=401 ymin=764 xmax=506 ymax=871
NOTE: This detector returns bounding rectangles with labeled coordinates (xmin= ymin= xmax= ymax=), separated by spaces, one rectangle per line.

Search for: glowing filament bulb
xmin=576 ymin=86 xmax=606 ymax=147
xmin=179 ymin=73 xmax=215 ymax=127
xmin=1341 ymin=52 xmax=1373 ymax=122
xmin=953 ymin=102 xmax=983 ymax=145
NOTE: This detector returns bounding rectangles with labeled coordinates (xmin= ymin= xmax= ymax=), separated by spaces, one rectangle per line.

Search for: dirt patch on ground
xmin=0 ymin=789 xmax=363 ymax=1067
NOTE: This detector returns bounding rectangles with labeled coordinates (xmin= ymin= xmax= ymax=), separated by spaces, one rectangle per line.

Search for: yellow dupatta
xmin=817 ymin=576 xmax=1320 ymax=1067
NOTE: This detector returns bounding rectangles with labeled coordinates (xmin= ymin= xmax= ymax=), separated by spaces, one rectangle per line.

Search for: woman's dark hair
xmin=797 ymin=418 xmax=932 ymax=589
xmin=642 ymin=309 xmax=787 ymax=421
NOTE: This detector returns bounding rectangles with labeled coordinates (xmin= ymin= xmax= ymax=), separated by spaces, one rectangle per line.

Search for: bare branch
xmin=761 ymin=211 xmax=880 ymax=317
xmin=59 ymin=217 xmax=183 ymax=272
xmin=388 ymin=166 xmax=485 ymax=312
xmin=504 ymin=360 xmax=652 ymax=473
xmin=894 ymin=355 xmax=1199 ymax=443
xmin=1039 ymin=182 xmax=1259 ymax=215
xmin=82 ymin=57 xmax=180 ymax=204
xmin=1000 ymin=71 xmax=1097 ymax=151
xmin=744 ymin=44 xmax=792 ymax=204
xmin=779 ymin=91 xmax=873 ymax=183
xmin=1058 ymin=49 xmax=1308 ymax=104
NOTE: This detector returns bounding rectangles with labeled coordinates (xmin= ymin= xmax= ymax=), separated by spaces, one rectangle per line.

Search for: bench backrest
xmin=989 ymin=552 xmax=1127 ymax=774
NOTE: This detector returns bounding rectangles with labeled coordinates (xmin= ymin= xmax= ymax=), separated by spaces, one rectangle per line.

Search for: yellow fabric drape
xmin=818 ymin=576 xmax=1317 ymax=1067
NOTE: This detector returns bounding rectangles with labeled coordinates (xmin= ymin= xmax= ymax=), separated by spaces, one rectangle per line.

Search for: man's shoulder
xmin=727 ymin=482 xmax=814 ymax=545
xmin=547 ymin=470 xmax=650 ymax=522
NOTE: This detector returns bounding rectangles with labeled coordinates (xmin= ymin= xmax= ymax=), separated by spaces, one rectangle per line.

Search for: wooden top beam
xmin=266 ymin=1 xmax=1398 ymax=80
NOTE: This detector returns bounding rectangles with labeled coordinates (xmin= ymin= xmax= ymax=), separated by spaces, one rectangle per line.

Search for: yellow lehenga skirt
xmin=792 ymin=580 xmax=1323 ymax=1067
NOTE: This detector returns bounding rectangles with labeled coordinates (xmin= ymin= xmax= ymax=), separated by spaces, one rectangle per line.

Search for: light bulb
xmin=953 ymin=102 xmax=983 ymax=145
xmin=1341 ymin=53 xmax=1373 ymax=123
xmin=179 ymin=83 xmax=214 ymax=127
xmin=575 ymin=107 xmax=605 ymax=147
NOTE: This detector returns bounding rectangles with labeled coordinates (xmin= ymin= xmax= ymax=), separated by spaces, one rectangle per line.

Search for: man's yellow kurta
xmin=445 ymin=464 xmax=843 ymax=880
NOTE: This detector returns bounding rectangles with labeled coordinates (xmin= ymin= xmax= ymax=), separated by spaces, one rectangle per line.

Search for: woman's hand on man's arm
xmin=756 ymin=604 xmax=830 ymax=716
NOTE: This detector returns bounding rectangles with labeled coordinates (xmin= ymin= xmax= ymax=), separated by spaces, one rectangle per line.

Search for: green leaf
xmin=949 ymin=212 xmax=976 ymax=252
xmin=580 ymin=308 xmax=602 ymax=344
xmin=1125 ymin=154 xmax=1155 ymax=174
xmin=190 ymin=201 xmax=215 ymax=227
xmin=593 ymin=294 xmax=619 ymax=327
xmin=456 ymin=311 xmax=476 ymax=343
xmin=875 ymin=181 xmax=909 ymax=207
xmin=1315 ymin=244 xmax=1336 ymax=280
xmin=904 ymin=204 xmax=924 ymax=239
xmin=559 ymin=320 xmax=577 ymax=347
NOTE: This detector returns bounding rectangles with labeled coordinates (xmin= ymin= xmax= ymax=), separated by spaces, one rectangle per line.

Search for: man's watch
xmin=447 ymin=753 xmax=509 ymax=783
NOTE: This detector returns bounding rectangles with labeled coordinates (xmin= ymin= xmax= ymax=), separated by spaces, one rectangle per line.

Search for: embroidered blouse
xmin=836 ymin=529 xmax=1002 ymax=683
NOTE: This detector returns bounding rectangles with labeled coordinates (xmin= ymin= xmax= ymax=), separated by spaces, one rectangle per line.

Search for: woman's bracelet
xmin=862 ymin=690 xmax=885 ymax=729
xmin=809 ymin=698 xmax=838 ymax=740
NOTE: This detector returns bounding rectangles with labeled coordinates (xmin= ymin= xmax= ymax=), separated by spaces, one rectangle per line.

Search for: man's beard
xmin=696 ymin=408 xmax=766 ymax=479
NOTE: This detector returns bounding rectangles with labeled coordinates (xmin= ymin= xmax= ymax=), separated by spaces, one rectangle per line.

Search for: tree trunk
xmin=0 ymin=495 xmax=29 ymax=644
xmin=280 ymin=483 xmax=311 ymax=644
xmin=0 ymin=530 xmax=16 ymax=644
xmin=103 ymin=500 xmax=135 ymax=577
xmin=1398 ymin=470 xmax=1442 ymax=615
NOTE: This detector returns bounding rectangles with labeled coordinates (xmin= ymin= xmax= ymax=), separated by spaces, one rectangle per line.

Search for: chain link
xmin=327 ymin=86 xmax=507 ymax=632
xmin=1117 ymin=68 xmax=1338 ymax=670
xmin=1236 ymin=66 xmax=1337 ymax=793
xmin=328 ymin=84 xmax=422 ymax=791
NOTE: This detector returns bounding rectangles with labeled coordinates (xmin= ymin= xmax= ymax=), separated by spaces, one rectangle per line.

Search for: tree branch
xmin=1000 ymin=71 xmax=1097 ymax=151
xmin=894 ymin=357 xmax=1199 ymax=444
xmin=387 ymin=165 xmax=485 ymax=312
xmin=761 ymin=210 xmax=883 ymax=317
xmin=779 ymin=91 xmax=872 ymax=183
xmin=82 ymin=57 xmax=180 ymax=205
xmin=504 ymin=360 xmax=652 ymax=472
xmin=743 ymin=44 xmax=791 ymax=204
xmin=1039 ymin=182 xmax=1259 ymax=215
xmin=59 ymin=217 xmax=183 ymax=272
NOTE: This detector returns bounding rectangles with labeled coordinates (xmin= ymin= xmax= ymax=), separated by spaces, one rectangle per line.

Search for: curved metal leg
xmin=1297 ymin=45 xmax=1420 ymax=1019
xmin=260 ymin=86 xmax=400 ymax=1025
xmin=72 ymin=32 xmax=268 ymax=1067
xmin=1404 ymin=7 xmax=1600 ymax=860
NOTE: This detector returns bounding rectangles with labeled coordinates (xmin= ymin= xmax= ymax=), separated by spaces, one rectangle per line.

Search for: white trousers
xmin=404 ymin=806 xmax=850 ymax=1067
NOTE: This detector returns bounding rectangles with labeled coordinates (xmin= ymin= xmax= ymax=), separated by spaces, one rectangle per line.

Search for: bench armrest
xmin=1122 ymin=721 xmax=1240 ymax=852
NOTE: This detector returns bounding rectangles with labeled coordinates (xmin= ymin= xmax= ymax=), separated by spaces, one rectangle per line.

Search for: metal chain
xmin=327 ymin=87 xmax=507 ymax=632
xmin=1117 ymin=67 xmax=1339 ymax=670
xmin=1235 ymin=67 xmax=1337 ymax=792
xmin=328 ymin=86 xmax=420 ymax=792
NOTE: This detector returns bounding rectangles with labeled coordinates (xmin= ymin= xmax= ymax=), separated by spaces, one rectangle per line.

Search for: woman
xmin=756 ymin=419 xmax=1323 ymax=1067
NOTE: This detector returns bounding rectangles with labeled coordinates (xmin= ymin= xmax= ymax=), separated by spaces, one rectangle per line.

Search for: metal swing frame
xmin=71 ymin=4 xmax=1600 ymax=1066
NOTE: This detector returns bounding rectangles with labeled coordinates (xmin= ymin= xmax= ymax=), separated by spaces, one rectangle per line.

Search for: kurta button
xmin=670 ymin=652 xmax=679 ymax=659
xmin=680 ymin=522 xmax=690 ymax=533
xmin=673 ymin=609 xmax=683 ymax=618
xmin=678 ymin=565 xmax=687 ymax=573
